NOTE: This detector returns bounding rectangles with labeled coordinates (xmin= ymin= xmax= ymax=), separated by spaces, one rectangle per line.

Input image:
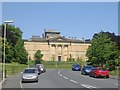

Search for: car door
xmin=92 ymin=67 xmax=97 ymax=76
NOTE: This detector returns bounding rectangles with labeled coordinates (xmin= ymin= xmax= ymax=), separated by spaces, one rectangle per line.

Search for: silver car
xmin=21 ymin=68 xmax=38 ymax=83
xmin=36 ymin=64 xmax=46 ymax=73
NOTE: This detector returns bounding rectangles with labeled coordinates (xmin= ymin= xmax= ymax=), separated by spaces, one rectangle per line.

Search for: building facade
xmin=24 ymin=30 xmax=90 ymax=61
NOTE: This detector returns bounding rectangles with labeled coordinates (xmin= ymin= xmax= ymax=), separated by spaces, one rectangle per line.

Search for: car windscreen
xmin=36 ymin=64 xmax=44 ymax=68
xmin=73 ymin=64 xmax=80 ymax=67
xmin=85 ymin=66 xmax=93 ymax=69
xmin=75 ymin=64 xmax=80 ymax=66
xmin=24 ymin=69 xmax=36 ymax=73
xmin=99 ymin=68 xmax=107 ymax=71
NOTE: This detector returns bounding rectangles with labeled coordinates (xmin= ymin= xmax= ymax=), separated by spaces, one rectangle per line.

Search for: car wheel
xmin=83 ymin=72 xmax=85 ymax=75
xmin=81 ymin=71 xmax=83 ymax=74
xmin=94 ymin=74 xmax=97 ymax=78
xmin=106 ymin=76 xmax=109 ymax=78
xmin=36 ymin=79 xmax=38 ymax=82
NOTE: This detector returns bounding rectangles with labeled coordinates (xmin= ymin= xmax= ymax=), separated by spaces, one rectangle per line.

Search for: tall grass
xmin=5 ymin=63 xmax=27 ymax=76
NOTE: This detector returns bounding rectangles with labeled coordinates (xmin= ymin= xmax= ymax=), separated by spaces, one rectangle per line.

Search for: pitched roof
xmin=24 ymin=35 xmax=90 ymax=43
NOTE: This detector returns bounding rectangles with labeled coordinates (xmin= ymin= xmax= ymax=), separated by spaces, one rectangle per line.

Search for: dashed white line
xmin=58 ymin=70 xmax=63 ymax=77
xmin=81 ymin=84 xmax=97 ymax=88
xmin=58 ymin=70 xmax=99 ymax=88
xmin=58 ymin=70 xmax=77 ymax=84
xmin=70 ymin=79 xmax=78 ymax=84
xmin=114 ymin=84 xmax=118 ymax=86
xmin=59 ymin=74 xmax=62 ymax=77
xmin=58 ymin=71 xmax=60 ymax=75
xmin=63 ymin=76 xmax=68 ymax=80
xmin=20 ymin=80 xmax=23 ymax=90
xmin=81 ymin=84 xmax=90 ymax=88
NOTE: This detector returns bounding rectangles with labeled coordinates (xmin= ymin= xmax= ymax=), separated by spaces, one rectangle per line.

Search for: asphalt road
xmin=2 ymin=69 xmax=119 ymax=89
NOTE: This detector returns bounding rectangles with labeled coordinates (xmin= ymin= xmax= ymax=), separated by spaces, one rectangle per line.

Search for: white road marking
xmin=0 ymin=81 xmax=3 ymax=90
xmin=114 ymin=84 xmax=118 ymax=86
xmin=0 ymin=78 xmax=7 ymax=89
xmin=63 ymin=76 xmax=68 ymax=79
xmin=59 ymin=74 xmax=62 ymax=77
xmin=70 ymin=79 xmax=78 ymax=84
xmin=58 ymin=70 xmax=77 ymax=83
xmin=20 ymin=80 xmax=23 ymax=90
xmin=58 ymin=71 xmax=60 ymax=75
xmin=58 ymin=70 xmax=98 ymax=88
xmin=81 ymin=84 xmax=97 ymax=88
xmin=58 ymin=70 xmax=63 ymax=77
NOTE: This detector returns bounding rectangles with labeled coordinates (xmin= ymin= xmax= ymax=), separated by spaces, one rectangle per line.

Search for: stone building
xmin=24 ymin=30 xmax=90 ymax=61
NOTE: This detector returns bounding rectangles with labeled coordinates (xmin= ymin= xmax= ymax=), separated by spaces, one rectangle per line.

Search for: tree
xmin=14 ymin=39 xmax=28 ymax=64
xmin=0 ymin=24 xmax=28 ymax=64
xmin=0 ymin=37 xmax=13 ymax=63
xmin=0 ymin=37 xmax=2 ymax=62
xmin=86 ymin=31 xmax=119 ymax=70
xmin=34 ymin=50 xmax=43 ymax=64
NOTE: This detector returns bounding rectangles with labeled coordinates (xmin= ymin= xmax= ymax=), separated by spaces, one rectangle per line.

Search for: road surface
xmin=2 ymin=69 xmax=119 ymax=89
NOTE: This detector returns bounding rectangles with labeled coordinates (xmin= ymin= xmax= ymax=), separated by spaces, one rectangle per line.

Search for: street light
xmin=28 ymin=55 xmax=29 ymax=68
xmin=3 ymin=20 xmax=14 ymax=81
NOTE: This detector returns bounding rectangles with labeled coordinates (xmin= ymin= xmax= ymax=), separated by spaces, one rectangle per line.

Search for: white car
xmin=21 ymin=68 xmax=38 ymax=83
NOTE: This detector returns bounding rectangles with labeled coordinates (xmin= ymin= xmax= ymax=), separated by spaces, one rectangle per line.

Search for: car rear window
xmin=85 ymin=66 xmax=93 ymax=69
xmin=76 ymin=65 xmax=80 ymax=66
xmin=99 ymin=68 xmax=107 ymax=71
xmin=92 ymin=67 xmax=97 ymax=70
xmin=24 ymin=69 xmax=36 ymax=73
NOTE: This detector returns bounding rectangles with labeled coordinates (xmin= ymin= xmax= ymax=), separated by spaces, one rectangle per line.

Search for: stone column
xmin=49 ymin=44 xmax=51 ymax=61
xmin=55 ymin=45 xmax=58 ymax=61
xmin=62 ymin=45 xmax=64 ymax=61
xmin=67 ymin=45 xmax=69 ymax=60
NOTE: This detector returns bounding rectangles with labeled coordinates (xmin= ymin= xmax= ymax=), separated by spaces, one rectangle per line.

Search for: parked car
xmin=36 ymin=64 xmax=46 ymax=73
xmin=72 ymin=64 xmax=81 ymax=71
xmin=89 ymin=67 xmax=109 ymax=78
xmin=21 ymin=68 xmax=38 ymax=83
xmin=35 ymin=66 xmax=42 ymax=75
xmin=81 ymin=65 xmax=93 ymax=75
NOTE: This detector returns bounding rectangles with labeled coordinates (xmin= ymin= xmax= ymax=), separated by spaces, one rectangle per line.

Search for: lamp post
xmin=28 ymin=55 xmax=29 ymax=68
xmin=3 ymin=20 xmax=14 ymax=81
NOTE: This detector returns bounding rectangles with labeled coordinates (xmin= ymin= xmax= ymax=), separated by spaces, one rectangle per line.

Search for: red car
xmin=89 ymin=67 xmax=109 ymax=78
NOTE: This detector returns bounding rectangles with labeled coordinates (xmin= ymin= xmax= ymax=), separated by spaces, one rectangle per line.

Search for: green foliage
xmin=14 ymin=39 xmax=28 ymax=64
xmin=5 ymin=63 xmax=27 ymax=75
xmin=0 ymin=24 xmax=28 ymax=64
xmin=34 ymin=50 xmax=43 ymax=65
xmin=67 ymin=54 xmax=75 ymax=62
xmin=6 ymin=25 xmax=22 ymax=47
xmin=0 ymin=37 xmax=2 ymax=62
xmin=86 ymin=31 xmax=119 ymax=70
xmin=0 ymin=37 xmax=2 ymax=48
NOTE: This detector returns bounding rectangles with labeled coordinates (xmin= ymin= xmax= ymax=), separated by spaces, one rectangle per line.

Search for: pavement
xmin=1 ymin=69 xmax=119 ymax=89
xmin=110 ymin=76 xmax=120 ymax=80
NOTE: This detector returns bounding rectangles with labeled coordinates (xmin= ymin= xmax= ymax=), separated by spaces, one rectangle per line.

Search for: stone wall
xmin=24 ymin=41 xmax=90 ymax=61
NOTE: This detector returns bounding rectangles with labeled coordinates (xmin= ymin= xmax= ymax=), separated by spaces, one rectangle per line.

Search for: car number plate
xmin=101 ymin=74 xmax=106 ymax=76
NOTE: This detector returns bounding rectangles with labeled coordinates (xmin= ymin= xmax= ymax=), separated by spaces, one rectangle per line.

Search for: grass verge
xmin=5 ymin=63 xmax=27 ymax=76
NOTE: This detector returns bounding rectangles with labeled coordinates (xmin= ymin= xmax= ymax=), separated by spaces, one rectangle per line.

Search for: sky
xmin=2 ymin=2 xmax=118 ymax=40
